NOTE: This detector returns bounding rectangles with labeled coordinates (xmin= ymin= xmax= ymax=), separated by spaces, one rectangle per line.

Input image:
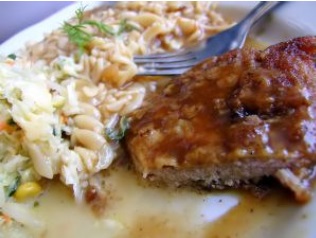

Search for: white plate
xmin=0 ymin=2 xmax=316 ymax=238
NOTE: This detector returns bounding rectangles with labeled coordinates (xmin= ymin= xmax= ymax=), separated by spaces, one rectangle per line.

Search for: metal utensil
xmin=135 ymin=1 xmax=280 ymax=75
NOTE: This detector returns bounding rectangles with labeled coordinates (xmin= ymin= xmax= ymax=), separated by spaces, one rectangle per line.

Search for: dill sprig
xmin=7 ymin=53 xmax=17 ymax=60
xmin=105 ymin=116 xmax=130 ymax=141
xmin=62 ymin=6 xmax=137 ymax=55
xmin=117 ymin=19 xmax=138 ymax=35
xmin=75 ymin=5 xmax=86 ymax=23
xmin=83 ymin=20 xmax=116 ymax=36
xmin=63 ymin=22 xmax=92 ymax=54
xmin=7 ymin=175 xmax=21 ymax=197
xmin=63 ymin=6 xmax=115 ymax=54
xmin=74 ymin=5 xmax=115 ymax=36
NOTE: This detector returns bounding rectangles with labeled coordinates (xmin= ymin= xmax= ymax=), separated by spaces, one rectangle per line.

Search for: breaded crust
xmin=126 ymin=37 xmax=316 ymax=193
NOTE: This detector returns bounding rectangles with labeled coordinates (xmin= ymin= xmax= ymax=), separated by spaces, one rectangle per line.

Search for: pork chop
xmin=126 ymin=36 xmax=316 ymax=202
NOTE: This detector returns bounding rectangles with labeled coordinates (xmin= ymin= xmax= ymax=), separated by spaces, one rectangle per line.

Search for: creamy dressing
xmin=30 ymin=167 xmax=316 ymax=238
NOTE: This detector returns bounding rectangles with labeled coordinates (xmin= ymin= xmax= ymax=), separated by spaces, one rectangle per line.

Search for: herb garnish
xmin=52 ymin=126 xmax=58 ymax=136
xmin=63 ymin=6 xmax=135 ymax=55
xmin=7 ymin=176 xmax=21 ymax=197
xmin=75 ymin=5 xmax=86 ymax=23
xmin=62 ymin=5 xmax=115 ymax=54
xmin=117 ymin=19 xmax=138 ymax=35
xmin=105 ymin=116 xmax=130 ymax=141
xmin=63 ymin=22 xmax=93 ymax=55
xmin=83 ymin=20 xmax=116 ymax=36
xmin=7 ymin=54 xmax=17 ymax=60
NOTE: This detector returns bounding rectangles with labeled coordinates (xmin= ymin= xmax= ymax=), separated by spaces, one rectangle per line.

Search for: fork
xmin=135 ymin=1 xmax=280 ymax=76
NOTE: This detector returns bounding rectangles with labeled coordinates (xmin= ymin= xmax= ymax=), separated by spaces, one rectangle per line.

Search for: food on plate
xmin=25 ymin=2 xmax=232 ymax=86
xmin=0 ymin=2 xmax=233 ymax=233
xmin=1 ymin=0 xmax=315 ymax=237
xmin=126 ymin=36 xmax=316 ymax=203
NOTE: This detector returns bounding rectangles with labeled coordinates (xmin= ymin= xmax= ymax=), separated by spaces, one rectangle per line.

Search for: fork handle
xmin=241 ymin=1 xmax=281 ymax=27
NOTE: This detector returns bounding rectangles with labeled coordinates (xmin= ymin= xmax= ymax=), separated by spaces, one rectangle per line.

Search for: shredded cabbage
xmin=0 ymin=56 xmax=116 ymax=221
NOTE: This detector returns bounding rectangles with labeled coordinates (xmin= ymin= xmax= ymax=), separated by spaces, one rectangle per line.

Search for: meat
xmin=126 ymin=37 xmax=316 ymax=201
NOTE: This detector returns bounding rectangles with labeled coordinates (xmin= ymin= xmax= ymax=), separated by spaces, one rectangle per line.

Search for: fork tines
xmin=134 ymin=50 xmax=198 ymax=75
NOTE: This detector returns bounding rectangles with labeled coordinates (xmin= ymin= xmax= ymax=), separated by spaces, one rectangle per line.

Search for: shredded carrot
xmin=4 ymin=59 xmax=15 ymax=66
xmin=0 ymin=121 xmax=13 ymax=132
xmin=1 ymin=213 xmax=12 ymax=224
xmin=61 ymin=114 xmax=68 ymax=124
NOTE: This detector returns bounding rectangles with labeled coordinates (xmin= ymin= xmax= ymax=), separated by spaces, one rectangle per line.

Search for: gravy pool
xmin=32 ymin=167 xmax=316 ymax=238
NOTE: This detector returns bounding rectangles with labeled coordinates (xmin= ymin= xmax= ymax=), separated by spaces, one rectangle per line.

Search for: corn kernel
xmin=14 ymin=182 xmax=42 ymax=202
